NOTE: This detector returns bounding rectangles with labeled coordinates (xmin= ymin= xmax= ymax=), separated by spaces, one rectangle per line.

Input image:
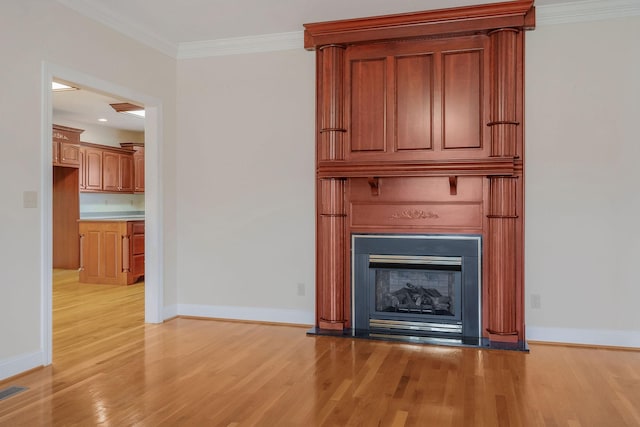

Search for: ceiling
xmin=52 ymin=85 xmax=145 ymax=132
xmin=52 ymin=0 xmax=581 ymax=132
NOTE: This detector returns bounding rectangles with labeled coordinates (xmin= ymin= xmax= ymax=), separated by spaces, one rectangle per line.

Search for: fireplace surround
xmin=352 ymin=234 xmax=481 ymax=344
xmin=304 ymin=1 xmax=535 ymax=349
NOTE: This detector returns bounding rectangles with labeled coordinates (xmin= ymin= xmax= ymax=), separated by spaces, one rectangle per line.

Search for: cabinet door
xmin=78 ymin=147 xmax=86 ymax=190
xmin=134 ymin=150 xmax=144 ymax=193
xmin=79 ymin=221 xmax=124 ymax=284
xmin=84 ymin=148 xmax=103 ymax=191
xmin=119 ymin=154 xmax=134 ymax=192
xmin=59 ymin=142 xmax=80 ymax=167
xmin=102 ymin=151 xmax=120 ymax=192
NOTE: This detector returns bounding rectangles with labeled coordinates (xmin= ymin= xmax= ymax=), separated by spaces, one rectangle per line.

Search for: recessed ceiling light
xmin=110 ymin=102 xmax=145 ymax=118
xmin=98 ymin=118 xmax=108 ymax=122
xmin=52 ymin=81 xmax=78 ymax=91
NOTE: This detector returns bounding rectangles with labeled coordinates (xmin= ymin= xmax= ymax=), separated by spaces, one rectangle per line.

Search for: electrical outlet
xmin=530 ymin=294 xmax=541 ymax=309
xmin=297 ymin=283 xmax=306 ymax=297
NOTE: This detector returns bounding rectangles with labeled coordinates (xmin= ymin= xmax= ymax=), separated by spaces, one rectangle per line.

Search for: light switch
xmin=23 ymin=191 xmax=38 ymax=208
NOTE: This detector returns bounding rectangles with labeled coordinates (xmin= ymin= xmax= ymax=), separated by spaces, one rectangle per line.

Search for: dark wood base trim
xmin=487 ymin=330 xmax=520 ymax=343
xmin=319 ymin=319 xmax=346 ymax=330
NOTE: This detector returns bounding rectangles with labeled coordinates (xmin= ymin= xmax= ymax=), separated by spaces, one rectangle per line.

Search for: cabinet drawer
xmin=131 ymin=222 xmax=145 ymax=234
xmin=132 ymin=234 xmax=145 ymax=255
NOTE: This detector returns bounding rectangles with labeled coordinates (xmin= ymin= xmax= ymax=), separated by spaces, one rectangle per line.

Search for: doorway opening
xmin=42 ymin=63 xmax=164 ymax=366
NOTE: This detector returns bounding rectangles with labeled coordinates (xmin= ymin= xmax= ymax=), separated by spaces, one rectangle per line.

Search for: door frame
xmin=41 ymin=62 xmax=165 ymax=365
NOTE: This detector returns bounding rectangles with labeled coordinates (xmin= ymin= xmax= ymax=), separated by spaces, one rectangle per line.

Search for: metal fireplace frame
xmin=352 ymin=234 xmax=482 ymax=340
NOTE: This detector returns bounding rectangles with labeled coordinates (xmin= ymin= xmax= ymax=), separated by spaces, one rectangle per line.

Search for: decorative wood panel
xmin=350 ymin=58 xmax=386 ymax=152
xmin=443 ymin=50 xmax=482 ymax=149
xmin=396 ymin=54 xmax=433 ymax=151
xmin=351 ymin=202 xmax=483 ymax=229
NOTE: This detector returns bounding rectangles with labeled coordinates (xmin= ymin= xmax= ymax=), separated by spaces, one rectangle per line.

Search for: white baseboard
xmin=527 ymin=327 xmax=640 ymax=348
xmin=163 ymin=304 xmax=179 ymax=320
xmin=177 ymin=304 xmax=315 ymax=326
xmin=0 ymin=351 xmax=45 ymax=382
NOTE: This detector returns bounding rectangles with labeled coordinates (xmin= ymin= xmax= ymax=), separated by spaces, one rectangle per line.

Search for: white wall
xmin=0 ymin=1 xmax=177 ymax=379
xmin=525 ymin=15 xmax=640 ymax=347
xmin=175 ymin=13 xmax=640 ymax=346
xmin=175 ymin=49 xmax=316 ymax=323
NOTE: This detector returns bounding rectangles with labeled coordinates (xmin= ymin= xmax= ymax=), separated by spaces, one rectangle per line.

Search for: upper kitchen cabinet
xmin=121 ymin=143 xmax=145 ymax=193
xmin=52 ymin=124 xmax=83 ymax=167
xmin=103 ymin=149 xmax=133 ymax=192
xmin=80 ymin=142 xmax=135 ymax=193
xmin=81 ymin=145 xmax=103 ymax=191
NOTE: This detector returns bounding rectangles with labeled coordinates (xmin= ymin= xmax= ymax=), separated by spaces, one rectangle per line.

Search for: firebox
xmin=352 ymin=234 xmax=481 ymax=343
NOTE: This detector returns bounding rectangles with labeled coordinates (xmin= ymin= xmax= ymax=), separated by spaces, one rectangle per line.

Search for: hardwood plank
xmin=0 ymin=270 xmax=638 ymax=426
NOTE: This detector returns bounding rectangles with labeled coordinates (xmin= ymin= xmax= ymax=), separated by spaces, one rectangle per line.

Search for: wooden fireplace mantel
xmin=305 ymin=1 xmax=535 ymax=344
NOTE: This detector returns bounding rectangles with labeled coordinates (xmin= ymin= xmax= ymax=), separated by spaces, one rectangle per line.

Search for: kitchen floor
xmin=52 ymin=269 xmax=144 ymax=366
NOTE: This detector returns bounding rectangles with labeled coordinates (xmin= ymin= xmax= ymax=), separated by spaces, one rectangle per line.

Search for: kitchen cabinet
xmin=80 ymin=142 xmax=134 ymax=193
xmin=103 ymin=150 xmax=133 ymax=192
xmin=79 ymin=146 xmax=104 ymax=191
xmin=52 ymin=124 xmax=82 ymax=269
xmin=121 ymin=142 xmax=145 ymax=193
xmin=79 ymin=219 xmax=144 ymax=285
xmin=52 ymin=124 xmax=82 ymax=168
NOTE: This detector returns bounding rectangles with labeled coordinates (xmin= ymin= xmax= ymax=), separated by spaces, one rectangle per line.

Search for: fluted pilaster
xmin=486 ymin=27 xmax=522 ymax=342
xmin=317 ymin=178 xmax=347 ymax=330
xmin=318 ymin=45 xmax=346 ymax=161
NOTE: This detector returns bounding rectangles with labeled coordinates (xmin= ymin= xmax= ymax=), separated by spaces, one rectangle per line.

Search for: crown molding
xmin=177 ymin=32 xmax=304 ymax=59
xmin=57 ymin=0 xmax=640 ymax=59
xmin=537 ymin=0 xmax=640 ymax=26
xmin=177 ymin=1 xmax=640 ymax=57
xmin=56 ymin=0 xmax=178 ymax=58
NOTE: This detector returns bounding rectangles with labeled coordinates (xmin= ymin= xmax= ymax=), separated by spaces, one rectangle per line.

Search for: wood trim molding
xmin=304 ymin=1 xmax=535 ymax=49
xmin=317 ymin=158 xmax=519 ymax=178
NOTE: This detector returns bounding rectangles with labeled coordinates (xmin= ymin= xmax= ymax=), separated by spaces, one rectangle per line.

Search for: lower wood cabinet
xmin=79 ymin=220 xmax=144 ymax=285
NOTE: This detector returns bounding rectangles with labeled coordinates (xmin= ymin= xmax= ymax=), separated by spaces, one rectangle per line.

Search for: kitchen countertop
xmin=79 ymin=211 xmax=145 ymax=221
xmin=78 ymin=216 xmax=145 ymax=222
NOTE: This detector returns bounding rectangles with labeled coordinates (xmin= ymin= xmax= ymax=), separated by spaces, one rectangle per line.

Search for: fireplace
xmin=305 ymin=2 xmax=534 ymax=348
xmin=352 ymin=235 xmax=481 ymax=343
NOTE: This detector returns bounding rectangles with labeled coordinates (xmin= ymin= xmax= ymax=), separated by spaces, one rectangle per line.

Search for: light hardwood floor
xmin=0 ymin=270 xmax=638 ymax=426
